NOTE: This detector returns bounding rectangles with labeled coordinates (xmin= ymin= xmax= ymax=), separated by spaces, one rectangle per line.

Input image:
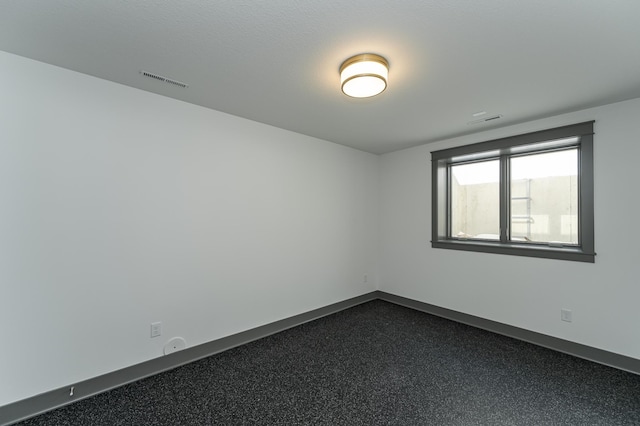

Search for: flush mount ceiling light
xmin=340 ymin=53 xmax=389 ymax=98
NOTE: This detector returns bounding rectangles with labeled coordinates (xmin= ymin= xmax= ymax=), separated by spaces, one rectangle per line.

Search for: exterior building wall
xmin=452 ymin=175 xmax=578 ymax=243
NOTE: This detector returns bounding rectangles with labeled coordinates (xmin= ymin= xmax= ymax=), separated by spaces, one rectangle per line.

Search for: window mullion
xmin=446 ymin=163 xmax=452 ymax=239
xmin=499 ymin=155 xmax=510 ymax=243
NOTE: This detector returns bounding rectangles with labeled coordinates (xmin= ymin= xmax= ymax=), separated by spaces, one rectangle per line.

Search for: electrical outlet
xmin=363 ymin=274 xmax=368 ymax=283
xmin=561 ymin=309 xmax=572 ymax=323
xmin=151 ymin=322 xmax=162 ymax=338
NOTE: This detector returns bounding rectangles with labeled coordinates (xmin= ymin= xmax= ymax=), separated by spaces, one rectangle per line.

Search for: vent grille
xmin=467 ymin=114 xmax=502 ymax=125
xmin=140 ymin=71 xmax=189 ymax=88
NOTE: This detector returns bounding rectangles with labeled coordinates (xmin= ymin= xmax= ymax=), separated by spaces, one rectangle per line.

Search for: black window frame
xmin=431 ymin=121 xmax=595 ymax=263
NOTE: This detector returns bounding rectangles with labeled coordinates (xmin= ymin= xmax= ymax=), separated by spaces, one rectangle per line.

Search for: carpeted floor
xmin=16 ymin=300 xmax=640 ymax=425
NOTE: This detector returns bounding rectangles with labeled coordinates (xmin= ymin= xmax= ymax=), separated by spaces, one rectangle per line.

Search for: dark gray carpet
xmin=17 ymin=300 xmax=640 ymax=425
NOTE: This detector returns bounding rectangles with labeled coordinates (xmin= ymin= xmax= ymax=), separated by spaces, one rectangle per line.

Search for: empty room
xmin=2 ymin=1 xmax=640 ymax=425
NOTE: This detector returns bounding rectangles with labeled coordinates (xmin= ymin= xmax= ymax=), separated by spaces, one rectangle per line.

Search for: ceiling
xmin=2 ymin=1 xmax=640 ymax=154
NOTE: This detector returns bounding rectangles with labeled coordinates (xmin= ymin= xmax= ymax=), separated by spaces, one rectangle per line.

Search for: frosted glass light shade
xmin=340 ymin=54 xmax=388 ymax=98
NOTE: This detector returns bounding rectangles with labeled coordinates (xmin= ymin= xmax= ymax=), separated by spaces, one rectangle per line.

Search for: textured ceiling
xmin=2 ymin=1 xmax=640 ymax=154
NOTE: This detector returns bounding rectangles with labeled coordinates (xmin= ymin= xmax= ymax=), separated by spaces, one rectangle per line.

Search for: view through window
xmin=450 ymin=149 xmax=578 ymax=245
xmin=450 ymin=160 xmax=499 ymax=240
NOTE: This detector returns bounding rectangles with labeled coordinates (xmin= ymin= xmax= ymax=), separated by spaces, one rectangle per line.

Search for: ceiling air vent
xmin=467 ymin=114 xmax=502 ymax=125
xmin=140 ymin=71 xmax=189 ymax=89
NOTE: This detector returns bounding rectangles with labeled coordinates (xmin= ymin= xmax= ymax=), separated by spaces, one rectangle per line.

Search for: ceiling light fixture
xmin=340 ymin=53 xmax=389 ymax=98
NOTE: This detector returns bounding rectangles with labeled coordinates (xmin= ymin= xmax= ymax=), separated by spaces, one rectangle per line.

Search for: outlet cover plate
xmin=151 ymin=322 xmax=162 ymax=338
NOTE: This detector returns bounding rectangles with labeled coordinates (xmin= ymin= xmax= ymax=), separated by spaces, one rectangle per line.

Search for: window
xmin=431 ymin=121 xmax=594 ymax=262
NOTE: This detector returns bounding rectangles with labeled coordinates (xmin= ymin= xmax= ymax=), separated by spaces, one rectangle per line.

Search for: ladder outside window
xmin=511 ymin=178 xmax=533 ymax=240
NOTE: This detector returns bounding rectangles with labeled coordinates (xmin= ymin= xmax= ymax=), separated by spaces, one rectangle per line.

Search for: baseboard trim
xmin=3 ymin=290 xmax=639 ymax=425
xmin=0 ymin=292 xmax=377 ymax=426
xmin=377 ymin=291 xmax=640 ymax=376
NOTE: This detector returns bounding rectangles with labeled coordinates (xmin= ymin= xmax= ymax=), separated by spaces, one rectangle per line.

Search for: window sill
xmin=431 ymin=239 xmax=595 ymax=263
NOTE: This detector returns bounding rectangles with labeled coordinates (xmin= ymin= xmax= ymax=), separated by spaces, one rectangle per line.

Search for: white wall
xmin=380 ymin=97 xmax=640 ymax=360
xmin=0 ymin=51 xmax=378 ymax=406
xmin=4 ymin=46 xmax=639 ymax=409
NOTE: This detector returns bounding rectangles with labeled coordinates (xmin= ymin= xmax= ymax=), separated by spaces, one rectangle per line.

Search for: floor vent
xmin=140 ymin=71 xmax=189 ymax=88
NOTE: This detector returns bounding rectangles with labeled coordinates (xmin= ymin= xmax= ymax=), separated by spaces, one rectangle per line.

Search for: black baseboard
xmin=2 ymin=290 xmax=639 ymax=425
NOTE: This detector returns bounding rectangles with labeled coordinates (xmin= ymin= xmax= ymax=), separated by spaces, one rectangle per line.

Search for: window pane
xmin=510 ymin=149 xmax=578 ymax=244
xmin=450 ymin=160 xmax=500 ymax=240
